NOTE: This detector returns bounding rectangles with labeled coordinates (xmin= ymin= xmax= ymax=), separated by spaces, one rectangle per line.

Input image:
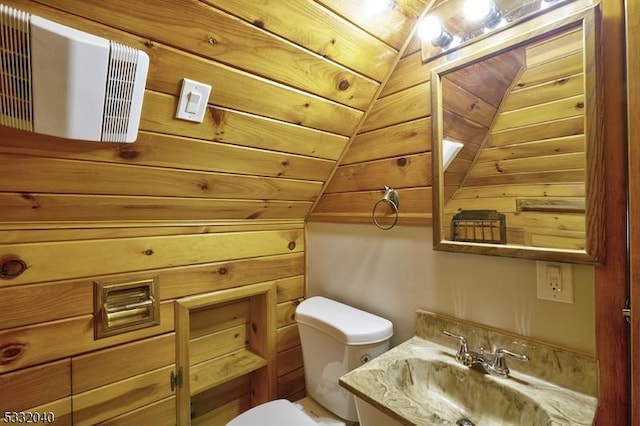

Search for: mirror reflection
xmin=431 ymin=3 xmax=603 ymax=263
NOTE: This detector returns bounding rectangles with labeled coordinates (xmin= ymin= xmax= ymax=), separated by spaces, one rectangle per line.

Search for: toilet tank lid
xmin=295 ymin=296 xmax=393 ymax=345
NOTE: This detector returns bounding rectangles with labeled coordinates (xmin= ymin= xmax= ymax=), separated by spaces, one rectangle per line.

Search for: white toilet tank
xmin=295 ymin=296 xmax=393 ymax=422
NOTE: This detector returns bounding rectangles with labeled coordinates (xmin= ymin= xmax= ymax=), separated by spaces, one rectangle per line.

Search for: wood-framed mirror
xmin=431 ymin=0 xmax=603 ymax=264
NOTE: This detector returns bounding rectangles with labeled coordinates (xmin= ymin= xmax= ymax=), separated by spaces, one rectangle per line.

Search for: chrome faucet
xmin=442 ymin=330 xmax=529 ymax=378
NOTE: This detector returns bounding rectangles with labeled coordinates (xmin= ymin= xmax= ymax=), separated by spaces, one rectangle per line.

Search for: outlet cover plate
xmin=536 ymin=261 xmax=573 ymax=303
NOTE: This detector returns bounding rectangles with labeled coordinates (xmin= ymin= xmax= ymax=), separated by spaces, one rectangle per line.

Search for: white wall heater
xmin=0 ymin=4 xmax=149 ymax=143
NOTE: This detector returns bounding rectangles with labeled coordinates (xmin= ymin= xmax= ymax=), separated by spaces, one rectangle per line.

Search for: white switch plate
xmin=536 ymin=261 xmax=573 ymax=303
xmin=175 ymin=78 xmax=211 ymax=123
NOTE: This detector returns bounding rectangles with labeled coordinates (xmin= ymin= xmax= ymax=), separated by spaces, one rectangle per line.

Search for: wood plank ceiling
xmin=0 ymin=0 xmax=432 ymax=224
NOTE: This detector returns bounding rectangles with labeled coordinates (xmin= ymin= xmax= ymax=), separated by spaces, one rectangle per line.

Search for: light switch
xmin=175 ymin=78 xmax=211 ymax=123
xmin=185 ymin=91 xmax=201 ymax=114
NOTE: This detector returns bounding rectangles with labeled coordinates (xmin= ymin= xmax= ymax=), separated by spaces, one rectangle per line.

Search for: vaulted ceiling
xmin=0 ymin=0 xmax=434 ymax=223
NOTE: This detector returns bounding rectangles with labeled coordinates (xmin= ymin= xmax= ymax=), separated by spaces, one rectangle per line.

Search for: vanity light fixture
xmin=463 ymin=0 xmax=503 ymax=30
xmin=418 ymin=15 xmax=454 ymax=48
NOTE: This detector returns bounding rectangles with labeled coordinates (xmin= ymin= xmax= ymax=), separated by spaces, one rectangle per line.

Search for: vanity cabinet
xmin=174 ymin=282 xmax=277 ymax=425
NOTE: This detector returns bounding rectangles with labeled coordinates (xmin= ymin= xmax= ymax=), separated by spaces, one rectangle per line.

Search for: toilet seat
xmin=226 ymin=399 xmax=317 ymax=426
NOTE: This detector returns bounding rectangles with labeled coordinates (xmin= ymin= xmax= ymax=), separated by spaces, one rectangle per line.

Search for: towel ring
xmin=373 ymin=186 xmax=399 ymax=230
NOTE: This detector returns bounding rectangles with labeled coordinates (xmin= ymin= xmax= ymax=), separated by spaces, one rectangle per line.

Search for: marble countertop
xmin=339 ymin=311 xmax=598 ymax=426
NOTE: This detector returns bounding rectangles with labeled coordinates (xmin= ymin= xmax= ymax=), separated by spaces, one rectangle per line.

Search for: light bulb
xmin=418 ymin=15 xmax=443 ymax=42
xmin=463 ymin=0 xmax=493 ymax=21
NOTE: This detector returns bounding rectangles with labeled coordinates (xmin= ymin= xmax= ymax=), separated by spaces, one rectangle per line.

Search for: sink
xmin=339 ymin=336 xmax=597 ymax=426
xmin=387 ymin=357 xmax=550 ymax=425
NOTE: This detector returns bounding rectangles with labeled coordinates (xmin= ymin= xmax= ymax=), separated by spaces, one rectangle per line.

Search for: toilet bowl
xmin=226 ymin=296 xmax=393 ymax=425
xmin=226 ymin=399 xmax=316 ymax=426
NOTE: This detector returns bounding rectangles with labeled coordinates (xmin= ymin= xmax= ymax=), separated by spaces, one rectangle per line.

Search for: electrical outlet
xmin=546 ymin=265 xmax=562 ymax=292
xmin=536 ymin=261 xmax=573 ymax=303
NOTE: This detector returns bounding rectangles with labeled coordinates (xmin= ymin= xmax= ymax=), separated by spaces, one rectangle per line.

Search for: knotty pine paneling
xmin=341 ymin=118 xmax=431 ymax=165
xmin=0 ymin=229 xmax=303 ymax=287
xmin=72 ymin=365 xmax=175 ymax=426
xmin=34 ymin=0 xmax=377 ymax=110
xmin=310 ymin=2 xmax=586 ymax=232
xmin=71 ymin=334 xmax=176 ymax=393
xmin=0 ymin=303 xmax=175 ymax=374
xmin=310 ymin=28 xmax=435 ymax=225
xmin=100 ymin=397 xmax=176 ymax=426
xmin=207 ymin=0 xmax=398 ymax=82
xmin=0 ymin=250 xmax=304 ymax=331
xmin=0 ymin=0 xmax=430 ymax=420
xmin=0 ymin=359 xmax=71 ymax=412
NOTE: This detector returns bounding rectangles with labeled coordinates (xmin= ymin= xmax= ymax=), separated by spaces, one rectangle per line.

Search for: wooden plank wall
xmin=310 ymin=33 xmax=434 ymax=225
xmin=0 ymin=0 xmax=428 ymax=422
xmin=310 ymin=12 xmax=586 ymax=250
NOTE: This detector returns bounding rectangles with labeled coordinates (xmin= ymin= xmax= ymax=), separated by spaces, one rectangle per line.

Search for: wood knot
xmin=0 ymin=257 xmax=27 ymax=279
xmin=281 ymin=160 xmax=289 ymax=167
xmin=118 ymin=149 xmax=140 ymax=160
xmin=218 ymin=267 xmax=228 ymax=275
xmin=251 ymin=323 xmax=258 ymax=333
xmin=576 ymin=102 xmax=585 ymax=109
xmin=252 ymin=19 xmax=265 ymax=28
xmin=207 ymin=36 xmax=217 ymax=45
xmin=144 ymin=40 xmax=155 ymax=48
xmin=288 ymin=241 xmax=296 ymax=250
xmin=396 ymin=157 xmax=407 ymax=167
xmin=20 ymin=193 xmax=40 ymax=209
xmin=338 ymin=79 xmax=350 ymax=91
xmin=198 ymin=182 xmax=210 ymax=191
xmin=143 ymin=249 xmax=154 ymax=256
xmin=0 ymin=343 xmax=26 ymax=364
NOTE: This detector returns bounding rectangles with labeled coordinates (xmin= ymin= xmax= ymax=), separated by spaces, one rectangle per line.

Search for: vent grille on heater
xmin=102 ymin=42 xmax=140 ymax=143
xmin=0 ymin=4 xmax=33 ymax=131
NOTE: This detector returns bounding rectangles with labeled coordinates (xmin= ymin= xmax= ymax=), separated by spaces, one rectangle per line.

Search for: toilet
xmin=227 ymin=296 xmax=393 ymax=426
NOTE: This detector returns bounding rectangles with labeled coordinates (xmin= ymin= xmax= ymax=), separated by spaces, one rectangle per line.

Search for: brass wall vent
xmin=94 ymin=277 xmax=160 ymax=339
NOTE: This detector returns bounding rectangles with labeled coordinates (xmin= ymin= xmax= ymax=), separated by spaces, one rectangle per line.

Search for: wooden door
xmin=628 ymin=0 xmax=640 ymax=424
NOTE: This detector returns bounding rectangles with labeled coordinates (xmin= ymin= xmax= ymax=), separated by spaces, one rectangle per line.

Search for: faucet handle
xmin=495 ymin=348 xmax=529 ymax=362
xmin=442 ymin=330 xmax=469 ymax=351
xmin=491 ymin=348 xmax=529 ymax=378
xmin=442 ymin=330 xmax=472 ymax=364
